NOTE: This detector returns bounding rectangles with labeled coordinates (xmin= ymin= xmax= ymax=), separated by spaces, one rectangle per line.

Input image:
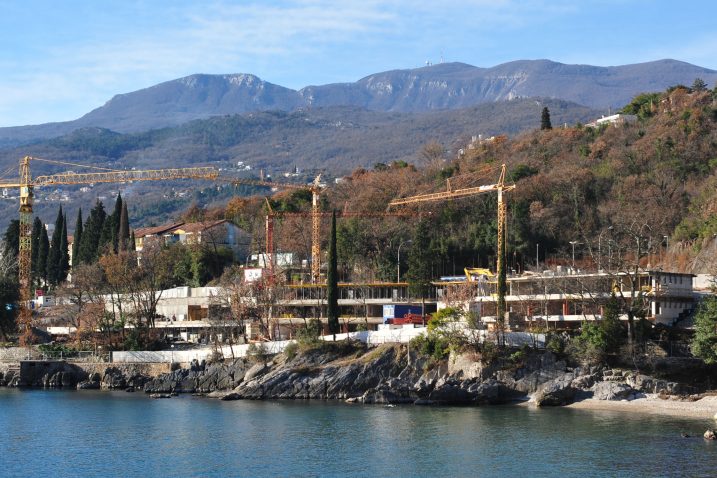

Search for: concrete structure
xmin=437 ymin=269 xmax=696 ymax=328
xmin=98 ymin=282 xmax=439 ymax=343
xmin=585 ymin=113 xmax=637 ymax=128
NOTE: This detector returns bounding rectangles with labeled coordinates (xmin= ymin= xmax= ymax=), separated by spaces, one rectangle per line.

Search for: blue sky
xmin=0 ymin=0 xmax=715 ymax=127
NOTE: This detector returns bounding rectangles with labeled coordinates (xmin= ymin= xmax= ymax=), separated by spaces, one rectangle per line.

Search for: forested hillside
xmin=226 ymin=83 xmax=717 ymax=279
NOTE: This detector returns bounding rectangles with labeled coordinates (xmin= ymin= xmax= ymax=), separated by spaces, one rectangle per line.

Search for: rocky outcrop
xmin=3 ymin=344 xmax=702 ymax=409
xmin=144 ymin=359 xmax=249 ymax=394
xmin=143 ymin=344 xmax=699 ymax=407
xmin=592 ymin=381 xmax=637 ymax=401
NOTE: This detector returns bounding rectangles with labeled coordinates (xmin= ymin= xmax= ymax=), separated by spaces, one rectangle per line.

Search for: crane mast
xmin=0 ymin=156 xmax=219 ymax=344
xmin=388 ymin=163 xmax=515 ymax=332
xmin=236 ymin=175 xmax=323 ymax=283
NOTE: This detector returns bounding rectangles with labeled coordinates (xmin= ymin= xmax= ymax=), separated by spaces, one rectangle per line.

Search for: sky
xmin=0 ymin=0 xmax=716 ymax=127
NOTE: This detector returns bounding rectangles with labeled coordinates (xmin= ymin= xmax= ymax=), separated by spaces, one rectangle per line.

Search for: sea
xmin=1 ymin=388 xmax=716 ymax=477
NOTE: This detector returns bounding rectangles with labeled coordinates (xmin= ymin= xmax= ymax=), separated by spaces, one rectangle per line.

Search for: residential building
xmin=585 ymin=113 xmax=637 ymax=128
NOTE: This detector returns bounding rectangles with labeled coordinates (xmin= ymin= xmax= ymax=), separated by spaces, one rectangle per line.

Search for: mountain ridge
xmin=1 ymin=59 xmax=715 ymax=146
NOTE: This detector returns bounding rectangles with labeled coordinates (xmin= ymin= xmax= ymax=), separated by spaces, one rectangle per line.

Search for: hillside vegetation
xmin=0 ymin=99 xmax=595 ymax=230
xmin=236 ymin=83 xmax=717 ymax=278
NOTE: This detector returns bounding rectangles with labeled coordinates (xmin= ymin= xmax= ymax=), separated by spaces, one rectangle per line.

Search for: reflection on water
xmin=1 ymin=389 xmax=716 ymax=477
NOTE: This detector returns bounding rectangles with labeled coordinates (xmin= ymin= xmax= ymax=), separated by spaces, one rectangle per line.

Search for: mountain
xmin=0 ymin=98 xmax=598 ymax=230
xmin=1 ymin=59 xmax=715 ymax=146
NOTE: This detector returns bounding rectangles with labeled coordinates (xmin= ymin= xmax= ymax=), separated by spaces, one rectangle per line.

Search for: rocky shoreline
xmin=1 ymin=344 xmax=713 ymax=416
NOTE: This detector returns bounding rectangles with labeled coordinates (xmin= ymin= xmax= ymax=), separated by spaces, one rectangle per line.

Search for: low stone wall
xmin=111 ymin=341 xmax=292 ymax=363
xmin=75 ymin=362 xmax=171 ymax=378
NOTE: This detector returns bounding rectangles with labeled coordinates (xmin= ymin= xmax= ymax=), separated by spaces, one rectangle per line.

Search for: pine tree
xmin=692 ymin=78 xmax=707 ymax=92
xmin=37 ymin=225 xmax=49 ymax=286
xmin=326 ymin=210 xmax=340 ymax=335
xmin=541 ymin=106 xmax=552 ymax=130
xmin=2 ymin=220 xmax=19 ymax=281
xmin=59 ymin=213 xmax=70 ymax=282
xmin=47 ymin=207 xmax=64 ymax=286
xmin=72 ymin=208 xmax=83 ymax=268
xmin=691 ymin=296 xmax=717 ymax=364
xmin=30 ymin=217 xmax=43 ymax=286
xmin=118 ymin=200 xmax=130 ymax=251
xmin=2 ymin=220 xmax=19 ymax=256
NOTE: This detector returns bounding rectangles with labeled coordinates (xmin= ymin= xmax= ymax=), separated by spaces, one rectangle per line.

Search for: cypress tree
xmin=59 ymin=213 xmax=70 ymax=282
xmin=118 ymin=200 xmax=130 ymax=251
xmin=37 ymin=225 xmax=49 ymax=286
xmin=98 ymin=218 xmax=114 ymax=256
xmin=326 ymin=210 xmax=340 ymax=335
xmin=47 ymin=206 xmax=64 ymax=286
xmin=540 ymin=107 xmax=552 ymax=130
xmin=72 ymin=208 xmax=83 ymax=268
xmin=406 ymin=219 xmax=433 ymax=318
xmin=111 ymin=192 xmax=122 ymax=252
xmin=78 ymin=201 xmax=106 ymax=264
xmin=31 ymin=217 xmax=43 ymax=286
xmin=130 ymin=230 xmax=136 ymax=252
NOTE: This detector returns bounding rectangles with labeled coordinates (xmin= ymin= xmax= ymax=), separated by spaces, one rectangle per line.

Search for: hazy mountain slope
xmin=0 ymin=98 xmax=597 ymax=230
xmin=301 ymin=59 xmax=717 ymax=112
xmin=1 ymin=59 xmax=714 ymax=146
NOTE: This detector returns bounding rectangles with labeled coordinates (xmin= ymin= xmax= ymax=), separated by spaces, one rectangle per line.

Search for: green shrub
xmin=410 ymin=333 xmax=450 ymax=361
xmin=546 ymin=335 xmax=565 ymax=355
xmin=283 ymin=341 xmax=298 ymax=361
xmin=509 ymin=349 xmax=526 ymax=363
xmin=569 ymin=316 xmax=626 ymax=364
xmin=691 ymin=296 xmax=717 ymax=364
xmin=296 ymin=318 xmax=323 ymax=350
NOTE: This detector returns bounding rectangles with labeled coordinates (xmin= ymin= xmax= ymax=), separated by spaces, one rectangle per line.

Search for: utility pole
xmin=569 ymin=241 xmax=580 ymax=269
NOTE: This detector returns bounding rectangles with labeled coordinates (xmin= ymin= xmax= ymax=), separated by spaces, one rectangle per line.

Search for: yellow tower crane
xmin=388 ymin=163 xmax=515 ymax=329
xmin=0 ymin=155 xmax=219 ymax=344
xmin=227 ymin=175 xmax=323 ymax=283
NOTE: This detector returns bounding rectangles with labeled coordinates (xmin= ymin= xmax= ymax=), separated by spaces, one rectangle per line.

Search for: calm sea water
xmin=1 ymin=389 xmax=716 ymax=478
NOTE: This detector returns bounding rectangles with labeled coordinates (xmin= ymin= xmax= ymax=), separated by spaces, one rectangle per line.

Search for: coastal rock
xmin=592 ymin=381 xmax=636 ymax=401
xmin=533 ymin=373 xmax=577 ymax=406
xmin=243 ymin=362 xmax=270 ymax=382
xmin=447 ymin=351 xmax=485 ymax=380
xmin=77 ymin=379 xmax=101 ymax=390
xmin=102 ymin=367 xmax=128 ymax=390
xmin=471 ymin=379 xmax=516 ymax=404
xmin=2 ymin=370 xmax=16 ymax=386
xmin=143 ymin=359 xmax=250 ymax=394
xmin=361 ymin=388 xmax=414 ymax=405
xmin=234 ymin=344 xmax=404 ymax=400
xmin=623 ymin=373 xmax=693 ymax=396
